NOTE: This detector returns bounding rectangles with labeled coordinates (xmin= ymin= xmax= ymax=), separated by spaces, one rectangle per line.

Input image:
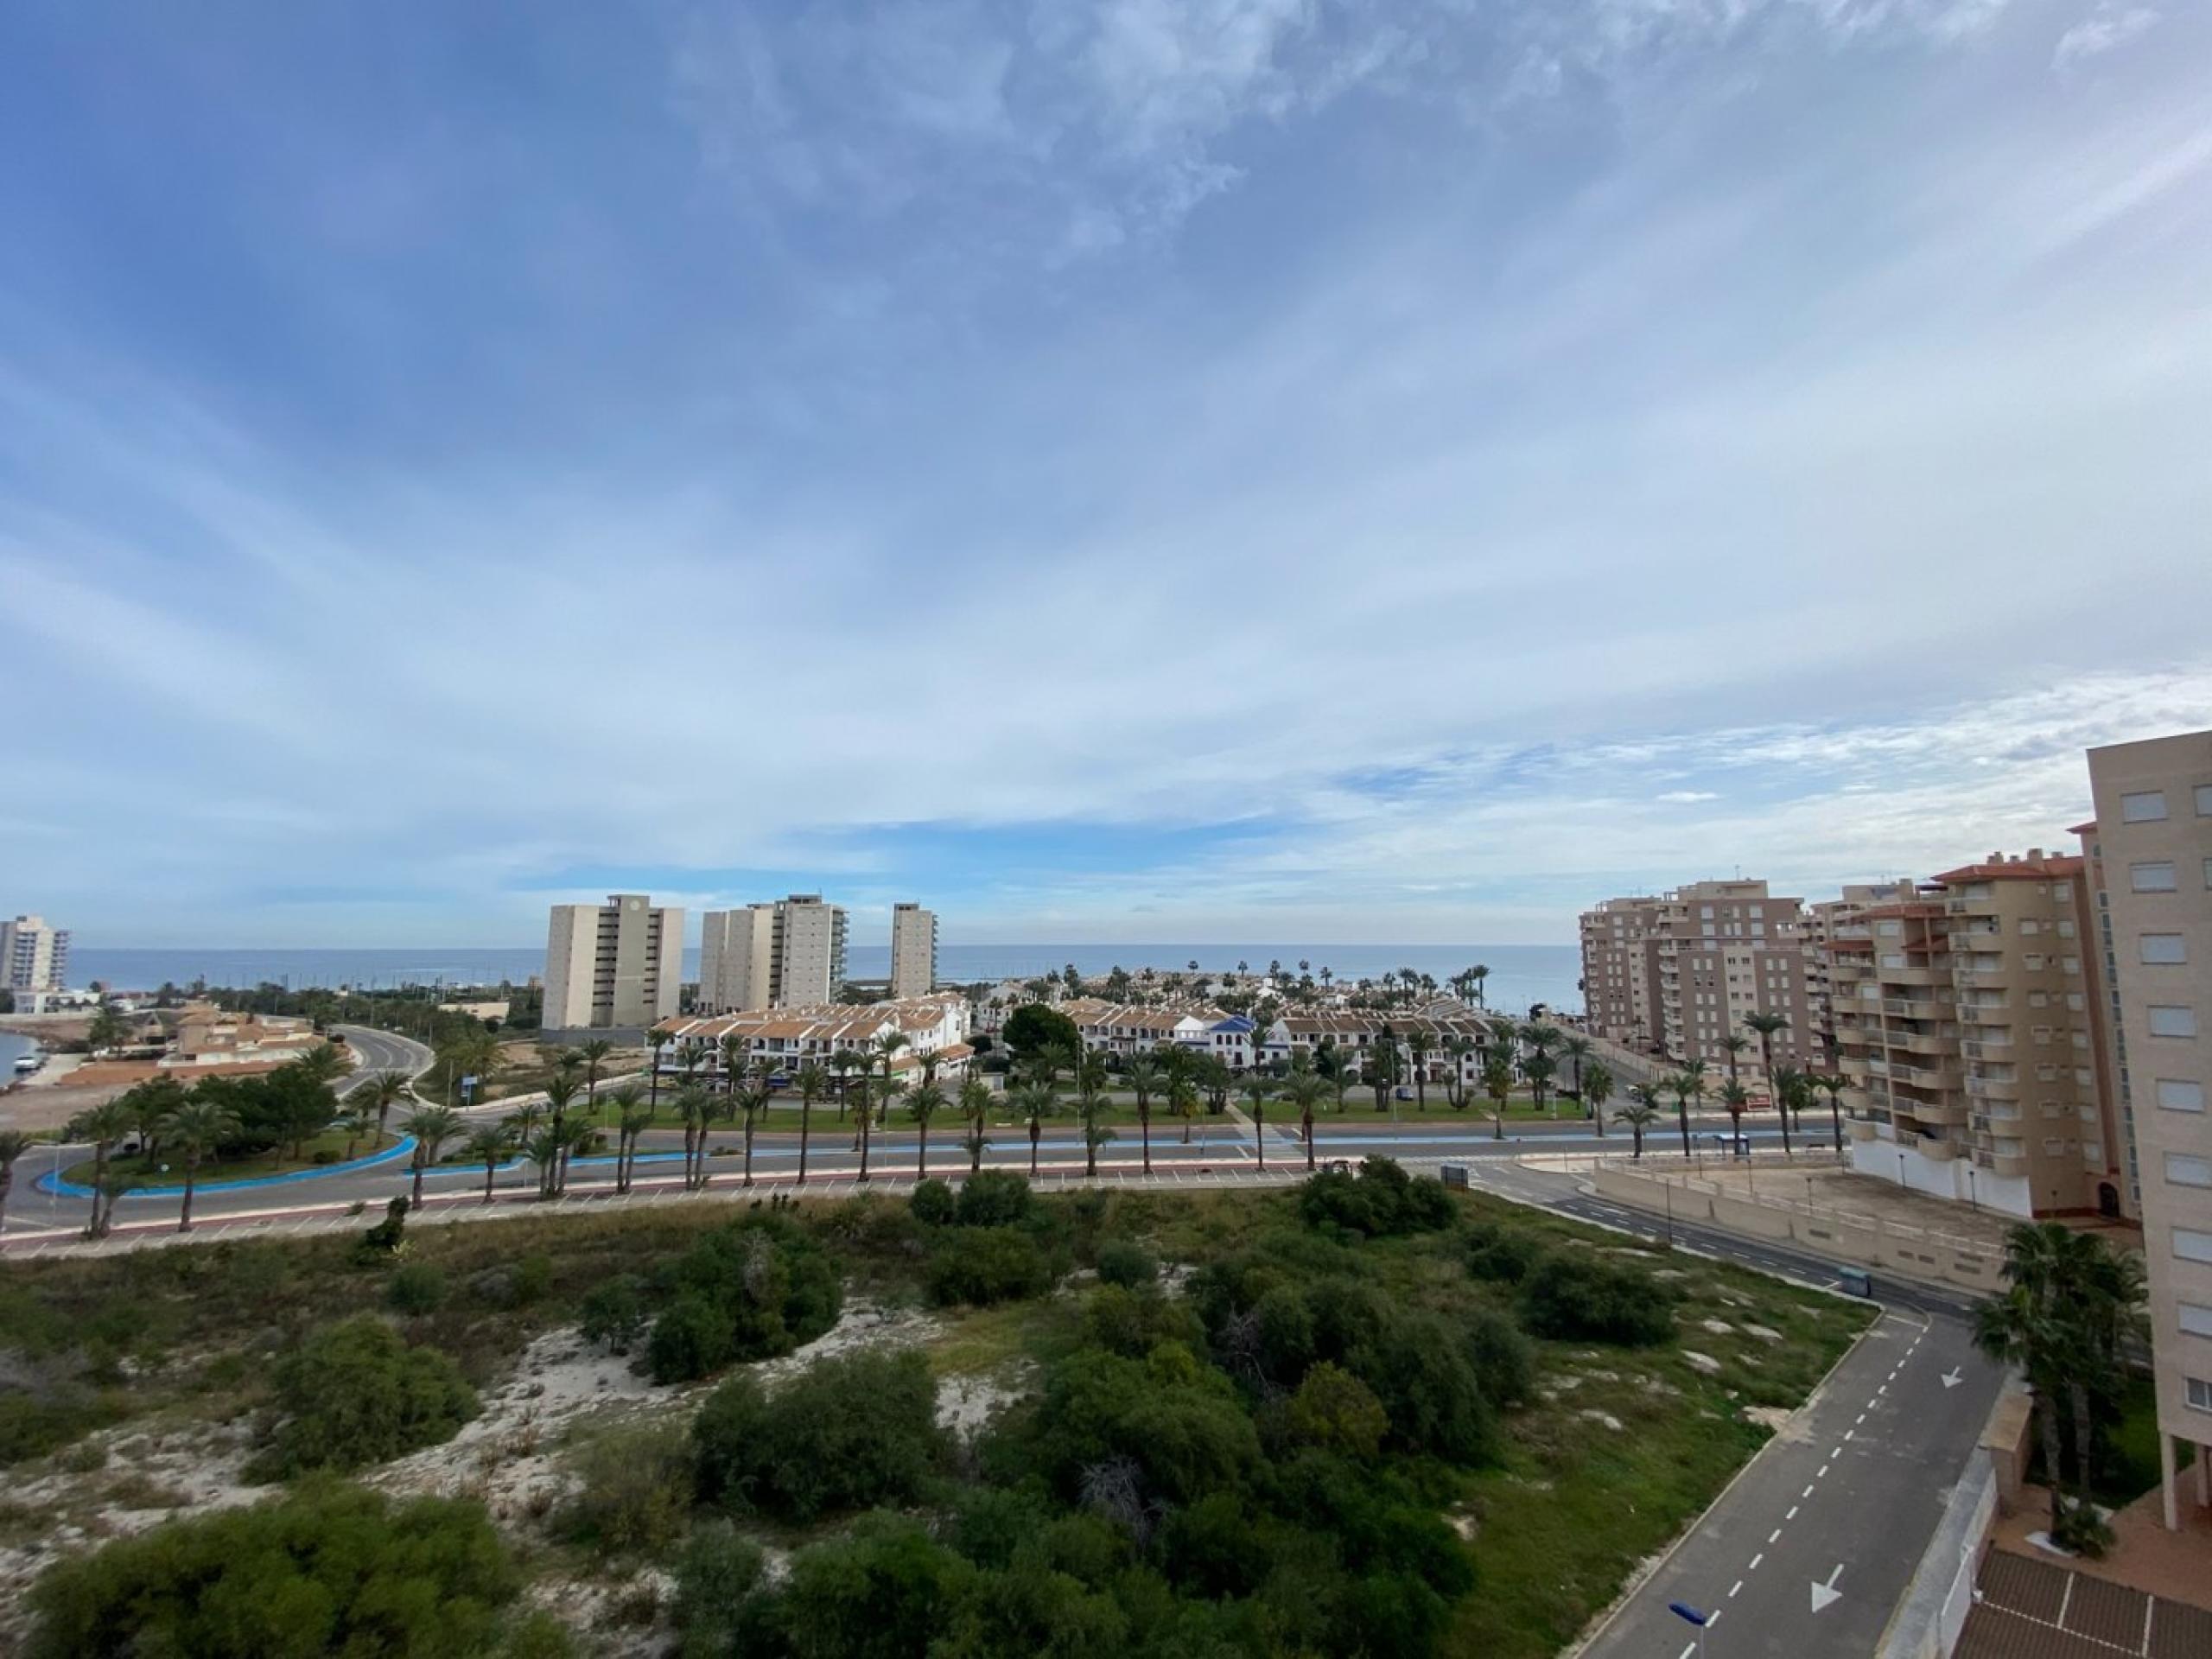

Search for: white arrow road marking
xmin=1811 ymin=1565 xmax=1845 ymax=1614
xmin=1942 ymin=1368 xmax=1963 ymax=1389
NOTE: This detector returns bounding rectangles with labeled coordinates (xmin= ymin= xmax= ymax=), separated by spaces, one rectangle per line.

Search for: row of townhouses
xmin=651 ymin=994 xmax=974 ymax=1083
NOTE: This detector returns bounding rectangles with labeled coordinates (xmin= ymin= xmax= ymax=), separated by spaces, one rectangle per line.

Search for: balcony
xmin=1913 ymin=1134 xmax=1959 ymax=1162
xmin=1882 ymin=997 xmax=1944 ymax=1020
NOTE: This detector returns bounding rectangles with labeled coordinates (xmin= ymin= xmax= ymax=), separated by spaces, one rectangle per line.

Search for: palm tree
xmin=958 ymin=1076 xmax=993 ymax=1174
xmin=830 ymin=1048 xmax=861 ymax=1121
xmin=1011 ymin=1081 xmax=1055 ymax=1174
xmin=1561 ymin=1033 xmax=1592 ymax=1098
xmin=520 ymin=1125 xmax=564 ymax=1197
xmin=576 ymin=1038 xmax=615 ymax=1112
xmin=1670 ymin=1061 xmax=1708 ymax=1158
xmin=1618 ymin=1096 xmax=1660 ymax=1158
xmin=1166 ymin=1075 xmax=1198 ymax=1147
xmin=1719 ymin=1079 xmax=1751 ymax=1156
xmin=739 ymin=1083 xmax=766 ymax=1186
xmin=1405 ymin=1029 xmax=1432 ymax=1111
xmin=1584 ymin=1059 xmax=1615 ymax=1136
xmin=0 ymin=1128 xmax=32 ymax=1234
xmin=158 ymin=1096 xmax=241 ymax=1234
xmin=334 ymin=1103 xmax=376 ymax=1161
xmin=543 ymin=1074 xmax=584 ymax=1198
xmin=1469 ymin=963 xmax=1490 ymax=1008
xmin=68 ymin=1099 xmax=135 ymax=1238
xmin=646 ymin=1027 xmax=671 ymax=1109
xmin=720 ymin=1033 xmax=747 ymax=1097
xmin=1719 ymin=1033 xmax=1750 ymax=1085
xmin=795 ymin=1062 xmax=828 ymax=1186
xmin=1284 ymin=1071 xmax=1328 ymax=1173
xmin=1815 ymin=1073 xmax=1850 ymax=1152
xmin=1745 ymin=1013 xmax=1793 ymax=1154
xmin=1524 ymin=1050 xmax=1558 ymax=1116
xmin=365 ymin=1070 xmax=410 ymax=1141
xmin=1481 ymin=1054 xmax=1514 ymax=1139
xmin=672 ymin=1084 xmax=711 ymax=1191
xmin=908 ymin=1081 xmax=947 ymax=1181
xmin=604 ymin=1083 xmax=648 ymax=1193
xmin=401 ymin=1104 xmax=461 ymax=1211
xmin=1240 ymin=1077 xmax=1274 ymax=1170
xmin=462 ymin=1121 xmax=516 ymax=1203
xmin=1078 ymin=1088 xmax=1115 ymax=1179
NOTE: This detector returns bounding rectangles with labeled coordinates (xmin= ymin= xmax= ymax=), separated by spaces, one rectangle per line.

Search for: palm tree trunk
xmin=743 ymin=1116 xmax=756 ymax=1187
xmin=1729 ymin=1109 xmax=1743 ymax=1156
xmin=411 ymin=1158 xmax=427 ymax=1211
xmin=1030 ymin=1123 xmax=1040 ymax=1175
xmin=1830 ymin=1098 xmax=1844 ymax=1153
xmin=2069 ymin=1382 xmax=2098 ymax=1513
xmin=1255 ymin=1103 xmax=1265 ymax=1170
xmin=858 ymin=1096 xmax=873 ymax=1182
xmin=179 ymin=1161 xmax=198 ymax=1233
xmin=1678 ymin=1104 xmax=1692 ymax=1157
xmin=1304 ymin=1111 xmax=1315 ymax=1172
xmin=2039 ymin=1393 xmax=2068 ymax=1535
xmin=1140 ymin=1109 xmax=1151 ymax=1174
xmin=1632 ymin=1128 xmax=1644 ymax=1159
xmin=917 ymin=1122 xmax=928 ymax=1181
xmin=86 ymin=1146 xmax=108 ymax=1237
xmin=798 ymin=1102 xmax=810 ymax=1186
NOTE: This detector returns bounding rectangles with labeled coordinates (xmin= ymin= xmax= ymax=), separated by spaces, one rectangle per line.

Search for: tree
xmin=1745 ymin=1012 xmax=1793 ymax=1154
xmin=1718 ymin=1079 xmax=1751 ymax=1156
xmin=1002 ymin=1003 xmax=1081 ymax=1065
xmin=0 ymin=1128 xmax=31 ymax=1234
xmin=957 ymin=1075 xmax=993 ymax=1174
xmin=262 ymin=1314 xmax=477 ymax=1475
xmin=737 ymin=1082 xmax=767 ymax=1187
xmin=334 ymin=1102 xmax=375 ymax=1161
xmin=869 ymin=1030 xmax=912 ymax=1177
xmin=1815 ymin=1072 xmax=1850 ymax=1152
xmin=1405 ymin=1029 xmax=1431 ymax=1111
xmin=577 ymin=1036 xmax=615 ymax=1109
xmin=611 ymin=1083 xmax=652 ymax=1193
xmin=1010 ymin=1081 xmax=1055 ymax=1175
xmin=1719 ymin=1033 xmax=1750 ymax=1084
xmin=365 ymin=1069 xmax=411 ymax=1141
xmin=1524 ymin=1050 xmax=1558 ymax=1116
xmin=720 ymin=1033 xmax=747 ymax=1097
xmin=647 ymin=1027 xmax=671 ymax=1109
xmin=542 ymin=1072 xmax=583 ymax=1197
xmin=1669 ymin=1060 xmax=1707 ymax=1158
xmin=86 ymin=1002 xmax=131 ymax=1056
xmin=1481 ymin=1054 xmax=1513 ymax=1140
xmin=1240 ymin=1077 xmax=1274 ymax=1171
xmin=795 ymin=1061 xmax=827 ymax=1186
xmin=1126 ymin=1058 xmax=1161 ymax=1175
xmin=830 ymin=1048 xmax=861 ymax=1121
xmin=1584 ymin=1059 xmax=1614 ymax=1136
xmin=1561 ymin=1033 xmax=1592 ymax=1097
xmin=67 ymin=1098 xmax=135 ymax=1238
xmin=1618 ymin=1095 xmax=1659 ymax=1158
xmin=401 ymin=1104 xmax=461 ymax=1210
xmin=1284 ymin=1071 xmax=1329 ymax=1173
xmin=673 ymin=1083 xmax=710 ymax=1192
xmin=159 ymin=1096 xmax=241 ymax=1233
xmin=462 ymin=1120 xmax=516 ymax=1203
xmin=908 ymin=1080 xmax=947 ymax=1181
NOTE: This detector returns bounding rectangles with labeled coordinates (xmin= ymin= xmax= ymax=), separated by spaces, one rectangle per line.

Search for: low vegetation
xmin=0 ymin=1160 xmax=1872 ymax=1656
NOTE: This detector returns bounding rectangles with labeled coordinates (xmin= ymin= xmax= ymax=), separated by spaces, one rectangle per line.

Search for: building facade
xmin=889 ymin=903 xmax=938 ymax=999
xmin=1 ymin=914 xmax=69 ymax=995
xmin=2083 ymin=730 xmax=2212 ymax=1530
xmin=1803 ymin=883 xmax=1917 ymax=1067
xmin=1579 ymin=881 xmax=1816 ymax=1078
xmin=543 ymin=894 xmax=685 ymax=1033
xmin=696 ymin=894 xmax=849 ymax=1011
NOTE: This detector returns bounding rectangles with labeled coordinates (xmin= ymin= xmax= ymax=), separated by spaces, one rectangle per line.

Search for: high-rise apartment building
xmin=696 ymin=894 xmax=849 ymax=1011
xmin=1579 ymin=880 xmax=1816 ymax=1077
xmin=1802 ymin=883 xmax=1917 ymax=1067
xmin=889 ymin=903 xmax=938 ymax=999
xmin=543 ymin=894 xmax=684 ymax=1033
xmin=1 ymin=914 xmax=69 ymax=995
xmin=2082 ymin=730 xmax=2212 ymax=1530
xmin=1830 ymin=852 xmax=2120 ymax=1218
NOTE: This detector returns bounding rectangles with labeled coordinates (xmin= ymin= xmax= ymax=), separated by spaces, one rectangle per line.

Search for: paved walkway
xmin=1958 ymin=1544 xmax=2212 ymax=1657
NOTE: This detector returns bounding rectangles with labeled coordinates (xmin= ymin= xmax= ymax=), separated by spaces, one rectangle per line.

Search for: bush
xmin=1463 ymin=1221 xmax=1546 ymax=1284
xmin=928 ymin=1226 xmax=1054 ymax=1306
xmin=579 ymin=1275 xmax=647 ymax=1354
xmin=25 ymin=1477 xmax=518 ymax=1657
xmin=1465 ymin=1308 xmax=1535 ymax=1408
xmin=1080 ymin=1286 xmax=1205 ymax=1360
xmin=671 ymin=1520 xmax=771 ymax=1656
xmin=1519 ymin=1254 xmax=1677 ymax=1346
xmin=513 ymin=1253 xmax=554 ymax=1305
xmin=909 ymin=1178 xmax=957 ymax=1226
xmin=1094 ymin=1238 xmax=1157 ymax=1289
xmin=1286 ymin=1362 xmax=1389 ymax=1459
xmin=259 ymin=1316 xmax=476 ymax=1477
xmin=386 ymin=1262 xmax=448 ymax=1315
xmin=1297 ymin=1158 xmax=1453 ymax=1238
xmin=766 ymin=1512 xmax=977 ymax=1657
xmin=955 ymin=1169 xmax=1033 ymax=1229
xmin=693 ymin=1349 xmax=946 ymax=1522
xmin=563 ymin=1421 xmax=692 ymax=1554
xmin=1354 ymin=1312 xmax=1497 ymax=1465
xmin=646 ymin=1294 xmax=734 ymax=1385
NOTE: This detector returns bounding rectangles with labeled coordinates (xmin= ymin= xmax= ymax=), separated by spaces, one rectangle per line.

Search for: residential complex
xmin=1829 ymin=851 xmax=2124 ymax=1219
xmin=1580 ymin=880 xmax=1818 ymax=1080
xmin=1802 ymin=883 xmax=1917 ymax=1068
xmin=889 ymin=903 xmax=938 ymax=998
xmin=697 ymin=893 xmax=849 ymax=1012
xmin=2 ymin=913 xmax=70 ymax=1005
xmin=2081 ymin=730 xmax=2212 ymax=1530
xmin=543 ymin=893 xmax=684 ymax=1033
xmin=655 ymin=992 xmax=972 ymax=1083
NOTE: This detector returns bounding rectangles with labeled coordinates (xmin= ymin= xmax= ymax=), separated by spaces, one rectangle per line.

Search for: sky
xmin=1 ymin=0 xmax=2207 ymax=950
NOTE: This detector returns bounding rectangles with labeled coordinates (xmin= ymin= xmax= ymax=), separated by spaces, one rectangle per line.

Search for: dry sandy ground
xmin=0 ymin=1299 xmax=1038 ymax=1655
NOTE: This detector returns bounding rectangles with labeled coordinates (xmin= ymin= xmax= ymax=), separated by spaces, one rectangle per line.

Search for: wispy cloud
xmin=2053 ymin=2 xmax=2160 ymax=69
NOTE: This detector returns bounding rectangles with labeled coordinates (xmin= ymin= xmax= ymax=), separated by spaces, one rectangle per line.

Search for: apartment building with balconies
xmin=698 ymin=894 xmax=849 ymax=1012
xmin=1803 ymin=883 xmax=1916 ymax=1068
xmin=1832 ymin=851 xmax=2121 ymax=1218
xmin=543 ymin=893 xmax=685 ymax=1035
xmin=2082 ymin=729 xmax=2212 ymax=1531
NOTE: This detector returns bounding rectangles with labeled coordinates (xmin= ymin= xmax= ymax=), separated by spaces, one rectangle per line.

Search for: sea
xmin=63 ymin=943 xmax=1583 ymax=1018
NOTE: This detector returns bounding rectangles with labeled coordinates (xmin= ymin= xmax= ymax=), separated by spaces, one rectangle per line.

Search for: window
xmin=2191 ymin=1376 xmax=2212 ymax=1413
xmin=2133 ymin=861 xmax=2178 ymax=893
xmin=2142 ymin=934 xmax=2190 ymax=966
xmin=2177 ymin=1230 xmax=2212 ymax=1266
xmin=2167 ymin=1154 xmax=2212 ymax=1188
xmin=2121 ymin=791 xmax=2170 ymax=823
xmin=2057 ymin=920 xmax=2075 ymax=939
xmin=2149 ymin=1007 xmax=2199 ymax=1039
xmin=2156 ymin=1078 xmax=2206 ymax=1111
xmin=2184 ymin=1305 xmax=2212 ymax=1339
xmin=2198 ymin=784 xmax=2212 ymax=816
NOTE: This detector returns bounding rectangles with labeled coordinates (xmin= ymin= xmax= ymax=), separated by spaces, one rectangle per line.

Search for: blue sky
xmin=2 ymin=0 xmax=2207 ymax=949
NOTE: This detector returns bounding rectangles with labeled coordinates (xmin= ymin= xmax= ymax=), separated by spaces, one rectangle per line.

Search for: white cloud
xmin=1656 ymin=790 xmax=1719 ymax=803
xmin=2053 ymin=3 xmax=2159 ymax=69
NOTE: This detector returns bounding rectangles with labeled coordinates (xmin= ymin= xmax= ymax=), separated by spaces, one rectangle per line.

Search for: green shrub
xmin=386 ymin=1262 xmax=447 ymax=1315
xmin=1296 ymin=1158 xmax=1453 ymax=1237
xmin=645 ymin=1294 xmax=734 ymax=1385
xmin=765 ymin=1512 xmax=976 ymax=1657
xmin=563 ymin=1421 xmax=692 ymax=1554
xmin=512 ymin=1253 xmax=554 ymax=1305
xmin=24 ymin=1477 xmax=518 ymax=1657
xmin=1519 ymin=1255 xmax=1677 ymax=1346
xmin=1462 ymin=1221 xmax=1546 ymax=1284
xmin=1094 ymin=1238 xmax=1157 ymax=1289
xmin=1286 ymin=1362 xmax=1389 ymax=1459
xmin=909 ymin=1178 xmax=957 ymax=1226
xmin=927 ymin=1226 xmax=1053 ymax=1306
xmin=1353 ymin=1311 xmax=1497 ymax=1465
xmin=1079 ymin=1285 xmax=1206 ymax=1360
xmin=579 ymin=1275 xmax=646 ymax=1353
xmin=0 ymin=1391 xmax=128 ymax=1469
xmin=954 ymin=1168 xmax=1033 ymax=1228
xmin=693 ymin=1349 xmax=946 ymax=1522
xmin=1465 ymin=1308 xmax=1535 ymax=1408
xmin=671 ymin=1520 xmax=771 ymax=1656
xmin=259 ymin=1316 xmax=476 ymax=1477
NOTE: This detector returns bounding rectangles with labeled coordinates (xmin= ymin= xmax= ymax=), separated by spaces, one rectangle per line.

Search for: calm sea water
xmin=65 ymin=943 xmax=1582 ymax=1016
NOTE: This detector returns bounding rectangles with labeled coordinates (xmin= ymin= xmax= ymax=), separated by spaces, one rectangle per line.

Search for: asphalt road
xmin=330 ymin=1024 xmax=434 ymax=1096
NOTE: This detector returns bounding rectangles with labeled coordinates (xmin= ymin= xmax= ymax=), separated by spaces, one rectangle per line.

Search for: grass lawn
xmin=60 ymin=1128 xmax=403 ymax=1189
